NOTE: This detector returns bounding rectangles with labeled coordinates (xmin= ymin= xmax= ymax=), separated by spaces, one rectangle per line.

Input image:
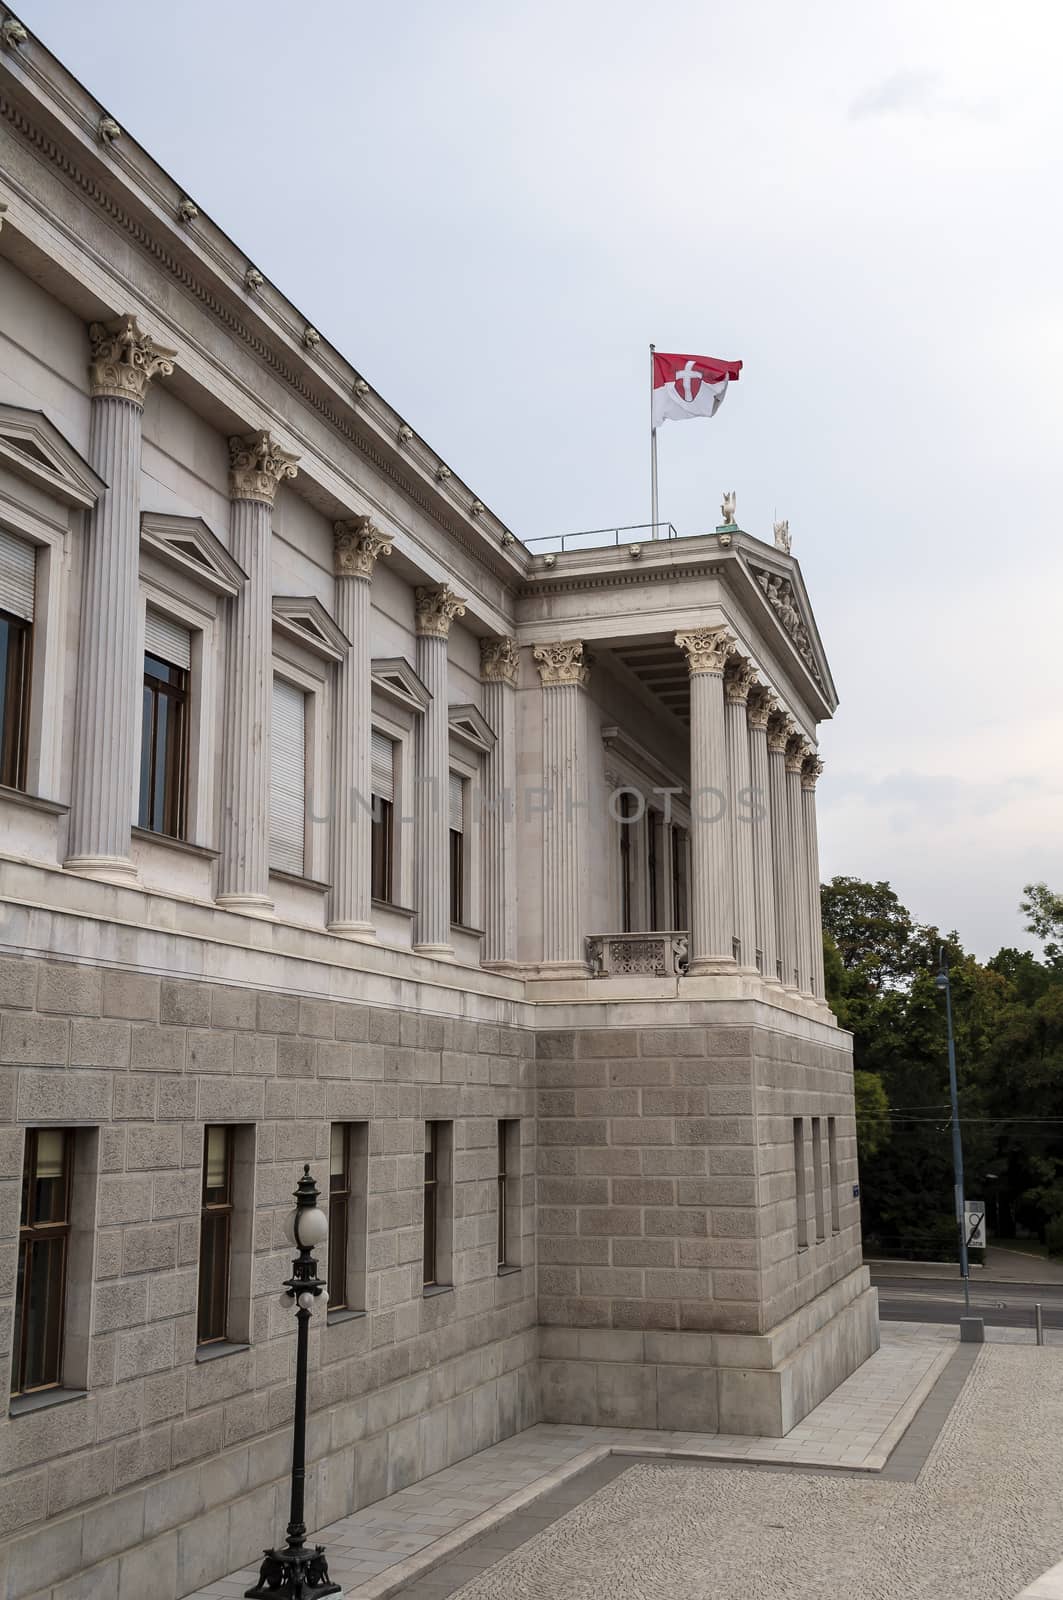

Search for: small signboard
xmin=964 ymin=1202 xmax=987 ymax=1250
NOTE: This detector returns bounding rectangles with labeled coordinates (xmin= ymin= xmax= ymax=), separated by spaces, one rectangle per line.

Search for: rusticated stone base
xmin=540 ymin=1269 xmax=879 ymax=1437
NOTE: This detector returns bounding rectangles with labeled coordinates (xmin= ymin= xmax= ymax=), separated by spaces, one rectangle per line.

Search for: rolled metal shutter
xmin=0 ymin=529 xmax=35 ymax=621
xmin=270 ymin=678 xmax=305 ymax=875
xmin=144 ymin=608 xmax=191 ymax=670
xmin=449 ymin=772 xmax=464 ymax=833
xmin=371 ymin=729 xmax=394 ymax=802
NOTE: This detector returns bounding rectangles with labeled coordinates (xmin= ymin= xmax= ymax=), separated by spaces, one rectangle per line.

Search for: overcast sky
xmin=17 ymin=0 xmax=1063 ymax=960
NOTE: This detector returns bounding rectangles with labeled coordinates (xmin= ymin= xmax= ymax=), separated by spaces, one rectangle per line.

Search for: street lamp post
xmin=935 ymin=951 xmax=971 ymax=1314
xmin=247 ymin=1164 xmax=340 ymax=1600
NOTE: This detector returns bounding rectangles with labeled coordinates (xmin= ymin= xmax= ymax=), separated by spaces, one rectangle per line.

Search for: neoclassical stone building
xmin=0 ymin=16 xmax=876 ymax=1600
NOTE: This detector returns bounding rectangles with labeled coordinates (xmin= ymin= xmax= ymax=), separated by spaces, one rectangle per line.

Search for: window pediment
xmin=0 ymin=404 xmax=105 ymax=511
xmin=371 ymin=656 xmax=431 ymax=714
xmin=141 ymin=512 xmax=247 ymax=596
xmin=448 ymin=704 xmax=496 ymax=754
xmin=272 ymin=596 xmax=349 ymax=662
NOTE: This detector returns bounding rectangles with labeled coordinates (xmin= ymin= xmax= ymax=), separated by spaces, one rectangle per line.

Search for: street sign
xmin=964 ymin=1202 xmax=986 ymax=1250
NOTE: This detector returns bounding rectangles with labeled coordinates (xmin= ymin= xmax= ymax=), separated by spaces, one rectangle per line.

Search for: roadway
xmin=872 ymin=1273 xmax=1063 ymax=1329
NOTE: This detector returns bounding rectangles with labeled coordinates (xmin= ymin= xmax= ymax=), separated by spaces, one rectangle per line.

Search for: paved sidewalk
xmin=188 ymin=1327 xmax=951 ymax=1600
xmin=441 ymin=1345 xmax=1063 ymax=1600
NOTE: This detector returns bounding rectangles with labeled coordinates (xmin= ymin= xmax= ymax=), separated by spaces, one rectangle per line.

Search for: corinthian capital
xmin=675 ymin=626 xmax=736 ymax=677
xmin=802 ymin=754 xmax=824 ymax=789
xmin=88 ymin=315 xmax=177 ymax=406
xmin=480 ymin=636 xmax=519 ymax=687
xmin=724 ymin=656 xmax=758 ymax=704
xmin=785 ymin=735 xmax=810 ymax=773
xmin=415 ymin=584 xmax=466 ymax=638
xmin=747 ymin=685 xmax=777 ymax=730
xmin=766 ymin=711 xmax=792 ymax=754
xmin=533 ymin=639 xmax=589 ymax=687
xmin=333 ymin=517 xmax=393 ymax=579
xmin=228 ymin=431 xmax=299 ymax=505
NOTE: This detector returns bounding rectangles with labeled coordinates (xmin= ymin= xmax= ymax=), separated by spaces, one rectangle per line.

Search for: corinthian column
xmin=329 ymin=518 xmax=393 ymax=936
xmin=724 ymin=657 xmax=758 ymax=972
xmin=533 ymin=641 xmax=590 ymax=968
xmin=67 ymin=316 xmax=177 ymax=881
xmin=802 ymin=754 xmax=826 ymax=999
xmin=675 ymin=627 xmax=736 ymax=973
xmin=414 ymin=585 xmax=466 ymax=954
xmin=747 ymin=686 xmax=779 ymax=980
xmin=216 ymin=431 xmax=299 ymax=912
xmin=786 ymin=734 xmax=813 ymax=995
xmin=768 ymin=712 xmax=798 ymax=987
xmin=480 ymin=637 xmax=518 ymax=966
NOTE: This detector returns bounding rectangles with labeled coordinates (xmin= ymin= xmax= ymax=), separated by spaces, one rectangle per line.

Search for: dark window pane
xmin=371 ymin=798 xmax=393 ymax=902
xmin=449 ymin=830 xmax=464 ymax=925
xmin=0 ymin=610 xmax=31 ymax=791
xmin=197 ymin=1213 xmax=230 ymax=1343
xmin=23 ymin=1237 xmax=65 ymax=1389
xmin=140 ymin=655 xmax=188 ymax=839
xmin=328 ymin=1196 xmax=348 ymax=1311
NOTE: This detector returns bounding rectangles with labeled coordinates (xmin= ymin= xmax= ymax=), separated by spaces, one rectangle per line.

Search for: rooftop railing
xmin=524 ymin=521 xmax=681 ymax=554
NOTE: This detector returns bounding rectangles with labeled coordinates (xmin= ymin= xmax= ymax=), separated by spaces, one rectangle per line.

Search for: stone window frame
xmin=446 ymin=740 xmax=482 ymax=933
xmin=0 ymin=478 xmax=72 ymax=807
xmin=134 ymin=570 xmax=219 ymax=853
xmin=6 ymin=1126 xmax=99 ymax=1418
xmin=269 ymin=633 xmax=332 ymax=889
xmin=194 ymin=1122 xmax=256 ymax=1360
xmin=370 ymin=695 xmax=417 ymax=914
xmin=326 ymin=1121 xmax=369 ymax=1321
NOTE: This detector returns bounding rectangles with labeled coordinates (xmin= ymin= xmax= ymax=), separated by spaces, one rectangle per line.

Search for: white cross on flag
xmin=652 ymin=351 xmax=743 ymax=427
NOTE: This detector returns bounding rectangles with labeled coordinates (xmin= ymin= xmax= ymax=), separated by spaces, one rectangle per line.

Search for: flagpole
xmin=649 ymin=344 xmax=659 ymax=539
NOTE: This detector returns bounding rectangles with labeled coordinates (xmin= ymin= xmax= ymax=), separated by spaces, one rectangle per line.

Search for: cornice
xmin=0 ymin=46 xmax=529 ymax=592
xmin=519 ymin=556 xmax=729 ymax=600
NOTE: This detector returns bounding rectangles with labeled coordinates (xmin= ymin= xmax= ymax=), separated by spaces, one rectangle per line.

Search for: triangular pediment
xmin=0 ymin=403 xmax=106 ymax=510
xmin=745 ymin=557 xmax=828 ymax=693
xmin=273 ymin=596 xmax=349 ymax=661
xmin=448 ymin=704 xmax=496 ymax=754
xmin=371 ymin=656 xmax=431 ymax=713
xmin=141 ymin=511 xmax=246 ymax=596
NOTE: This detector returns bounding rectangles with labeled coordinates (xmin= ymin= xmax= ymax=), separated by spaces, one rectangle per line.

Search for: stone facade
xmin=0 ymin=950 xmax=537 ymax=1598
xmin=0 ymin=19 xmax=875 ymax=1600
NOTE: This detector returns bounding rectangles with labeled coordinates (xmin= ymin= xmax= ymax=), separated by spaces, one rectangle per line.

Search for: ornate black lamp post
xmin=247 ymin=1165 xmax=340 ymax=1599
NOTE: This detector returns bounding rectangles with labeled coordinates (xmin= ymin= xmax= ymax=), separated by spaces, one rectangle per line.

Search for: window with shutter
xmin=270 ymin=678 xmax=306 ymax=875
xmin=0 ymin=529 xmax=34 ymax=790
xmin=370 ymin=729 xmax=395 ymax=902
xmin=139 ymin=610 xmax=191 ymax=838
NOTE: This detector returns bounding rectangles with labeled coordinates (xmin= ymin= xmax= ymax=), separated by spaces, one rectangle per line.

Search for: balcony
xmin=586 ymin=931 xmax=689 ymax=979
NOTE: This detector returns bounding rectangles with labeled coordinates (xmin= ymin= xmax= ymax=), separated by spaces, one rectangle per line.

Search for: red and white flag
xmin=652 ymin=351 xmax=743 ymax=427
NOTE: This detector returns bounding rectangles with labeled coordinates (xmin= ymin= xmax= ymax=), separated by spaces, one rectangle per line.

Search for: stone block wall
xmin=0 ymin=954 xmax=537 ymax=1600
xmin=537 ymin=1016 xmax=859 ymax=1337
xmin=534 ymin=1005 xmax=875 ymax=1436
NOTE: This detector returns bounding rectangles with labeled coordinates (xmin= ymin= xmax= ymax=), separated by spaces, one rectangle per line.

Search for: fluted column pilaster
xmin=329 ymin=520 xmax=393 ymax=935
xmin=787 ymin=735 xmax=813 ymax=995
xmin=480 ymin=638 xmax=518 ymax=965
xmin=724 ymin=658 xmax=757 ymax=972
xmin=748 ymin=687 xmax=779 ymax=981
xmin=534 ymin=641 xmax=590 ymax=967
xmin=676 ymin=627 xmax=736 ymax=972
xmin=67 ymin=317 xmax=177 ymax=880
xmin=217 ymin=432 xmax=299 ymax=912
xmin=802 ymin=755 xmax=826 ymax=999
xmin=768 ymin=713 xmax=798 ymax=988
xmin=414 ymin=585 xmax=466 ymax=954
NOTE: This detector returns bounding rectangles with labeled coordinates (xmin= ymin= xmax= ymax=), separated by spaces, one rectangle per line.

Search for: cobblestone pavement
xmin=447 ymin=1345 xmax=1063 ymax=1600
xmin=188 ymin=1328 xmax=950 ymax=1598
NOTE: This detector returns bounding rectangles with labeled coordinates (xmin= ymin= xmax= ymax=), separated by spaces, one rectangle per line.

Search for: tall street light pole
xmin=247 ymin=1164 xmax=340 ymax=1600
xmin=935 ymin=949 xmax=970 ymax=1314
